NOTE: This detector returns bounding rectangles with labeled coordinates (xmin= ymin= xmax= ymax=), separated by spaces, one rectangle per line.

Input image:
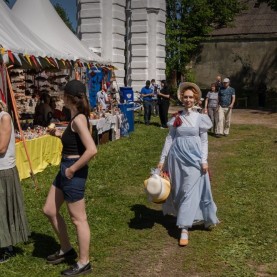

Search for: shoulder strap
xmin=71 ymin=113 xmax=90 ymax=129
xmin=70 ymin=112 xmax=81 ymax=122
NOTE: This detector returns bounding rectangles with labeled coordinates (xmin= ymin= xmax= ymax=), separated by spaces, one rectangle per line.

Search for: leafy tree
xmin=54 ymin=3 xmax=75 ymax=33
xmin=166 ymin=0 xmax=246 ymax=84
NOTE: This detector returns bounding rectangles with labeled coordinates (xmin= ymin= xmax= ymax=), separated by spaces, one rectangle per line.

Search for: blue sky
xmin=7 ymin=0 xmax=77 ymax=30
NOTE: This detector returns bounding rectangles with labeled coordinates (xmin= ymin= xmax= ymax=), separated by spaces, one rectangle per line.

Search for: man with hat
xmin=216 ymin=78 xmax=236 ymax=137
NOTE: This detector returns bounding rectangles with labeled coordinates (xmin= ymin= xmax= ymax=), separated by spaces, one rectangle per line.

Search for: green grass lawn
xmin=1 ymin=120 xmax=277 ymax=277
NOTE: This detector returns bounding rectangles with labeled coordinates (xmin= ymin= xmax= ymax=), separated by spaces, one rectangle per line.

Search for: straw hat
xmin=144 ymin=174 xmax=171 ymax=204
xmin=177 ymin=82 xmax=202 ymax=102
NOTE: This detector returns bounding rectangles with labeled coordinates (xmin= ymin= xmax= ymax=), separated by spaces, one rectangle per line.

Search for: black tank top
xmin=61 ymin=113 xmax=89 ymax=156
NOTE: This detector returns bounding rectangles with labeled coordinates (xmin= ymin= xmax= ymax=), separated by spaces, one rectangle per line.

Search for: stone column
xmin=125 ymin=0 xmax=132 ymax=86
xmin=129 ymin=0 xmax=166 ymax=93
xmin=77 ymin=0 xmax=126 ymax=87
xmin=102 ymin=1 xmax=113 ymax=61
xmin=77 ymin=0 xmax=102 ymax=55
xmin=77 ymin=0 xmax=166 ymax=92
xmin=147 ymin=8 xmax=159 ymax=81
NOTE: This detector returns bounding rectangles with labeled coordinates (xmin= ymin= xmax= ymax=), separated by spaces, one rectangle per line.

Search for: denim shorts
xmin=53 ymin=157 xmax=88 ymax=202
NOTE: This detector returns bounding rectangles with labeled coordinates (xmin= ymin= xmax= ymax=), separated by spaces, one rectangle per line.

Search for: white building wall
xmin=77 ymin=0 xmax=126 ymax=87
xmin=77 ymin=0 xmax=166 ymax=93
xmin=128 ymin=0 xmax=166 ymax=92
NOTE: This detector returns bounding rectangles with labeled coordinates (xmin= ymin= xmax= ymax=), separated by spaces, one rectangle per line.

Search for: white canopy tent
xmin=12 ymin=0 xmax=104 ymax=63
xmin=0 ymin=0 xmax=68 ymax=60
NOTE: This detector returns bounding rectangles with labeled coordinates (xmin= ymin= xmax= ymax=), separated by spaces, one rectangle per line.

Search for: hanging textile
xmin=87 ymin=67 xmax=103 ymax=109
xmin=0 ymin=64 xmax=7 ymax=105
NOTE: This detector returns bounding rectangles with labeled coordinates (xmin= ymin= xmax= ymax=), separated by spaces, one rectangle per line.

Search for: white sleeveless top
xmin=0 ymin=111 xmax=16 ymax=170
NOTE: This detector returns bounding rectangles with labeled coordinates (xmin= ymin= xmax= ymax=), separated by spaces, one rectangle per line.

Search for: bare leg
xmin=43 ymin=185 xmax=72 ymax=252
xmin=67 ymin=199 xmax=90 ymax=265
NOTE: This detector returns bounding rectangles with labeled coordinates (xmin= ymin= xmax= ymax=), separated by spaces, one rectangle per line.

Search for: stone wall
xmin=192 ymin=34 xmax=277 ymax=108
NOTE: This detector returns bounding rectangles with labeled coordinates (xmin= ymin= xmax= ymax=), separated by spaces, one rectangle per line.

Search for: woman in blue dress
xmin=158 ymin=82 xmax=219 ymax=246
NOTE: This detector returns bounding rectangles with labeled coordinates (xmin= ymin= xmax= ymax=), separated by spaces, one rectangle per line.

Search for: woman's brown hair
xmin=65 ymin=94 xmax=90 ymax=118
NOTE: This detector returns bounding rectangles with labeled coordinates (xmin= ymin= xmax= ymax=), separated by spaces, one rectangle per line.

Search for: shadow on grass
xmin=137 ymin=122 xmax=161 ymax=127
xmin=149 ymin=121 xmax=161 ymax=127
xmin=9 ymin=246 xmax=24 ymax=255
xmin=29 ymin=232 xmax=59 ymax=258
xmin=208 ymin=132 xmax=218 ymax=137
xmin=128 ymin=204 xmax=179 ymax=239
xmin=129 ymin=204 xmax=210 ymax=240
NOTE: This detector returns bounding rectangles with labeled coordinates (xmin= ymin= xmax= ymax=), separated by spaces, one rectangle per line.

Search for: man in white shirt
xmin=97 ymin=89 xmax=108 ymax=111
xmin=150 ymin=79 xmax=160 ymax=116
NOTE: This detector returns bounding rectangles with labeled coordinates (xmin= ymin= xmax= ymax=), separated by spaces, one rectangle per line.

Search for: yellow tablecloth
xmin=16 ymin=135 xmax=62 ymax=180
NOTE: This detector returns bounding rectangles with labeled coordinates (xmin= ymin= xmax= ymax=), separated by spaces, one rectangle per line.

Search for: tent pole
xmin=5 ymin=65 xmax=39 ymax=190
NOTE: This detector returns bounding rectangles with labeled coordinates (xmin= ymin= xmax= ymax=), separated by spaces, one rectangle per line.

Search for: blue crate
xmin=119 ymin=87 xmax=134 ymax=103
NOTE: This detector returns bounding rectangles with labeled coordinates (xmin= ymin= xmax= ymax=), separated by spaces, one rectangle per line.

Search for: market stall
xmin=90 ymin=113 xmax=122 ymax=144
xmin=1 ymin=0 xmax=119 ymax=182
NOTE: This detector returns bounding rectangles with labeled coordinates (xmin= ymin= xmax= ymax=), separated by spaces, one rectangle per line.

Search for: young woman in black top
xmin=158 ymin=80 xmax=170 ymax=128
xmin=43 ymin=80 xmax=97 ymax=276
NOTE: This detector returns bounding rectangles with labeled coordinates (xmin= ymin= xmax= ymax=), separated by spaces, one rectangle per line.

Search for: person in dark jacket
xmin=158 ymin=80 xmax=170 ymax=128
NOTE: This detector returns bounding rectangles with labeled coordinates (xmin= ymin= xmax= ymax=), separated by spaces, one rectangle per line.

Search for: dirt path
xmin=168 ymin=107 xmax=277 ymax=128
xmin=231 ymin=109 xmax=277 ymax=127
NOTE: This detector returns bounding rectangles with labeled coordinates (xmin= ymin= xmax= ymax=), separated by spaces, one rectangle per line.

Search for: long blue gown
xmin=160 ymin=110 xmax=219 ymax=228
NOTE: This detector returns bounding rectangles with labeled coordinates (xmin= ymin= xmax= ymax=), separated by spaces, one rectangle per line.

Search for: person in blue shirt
xmin=216 ymin=78 xmax=236 ymax=137
xmin=140 ymin=80 xmax=154 ymax=125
